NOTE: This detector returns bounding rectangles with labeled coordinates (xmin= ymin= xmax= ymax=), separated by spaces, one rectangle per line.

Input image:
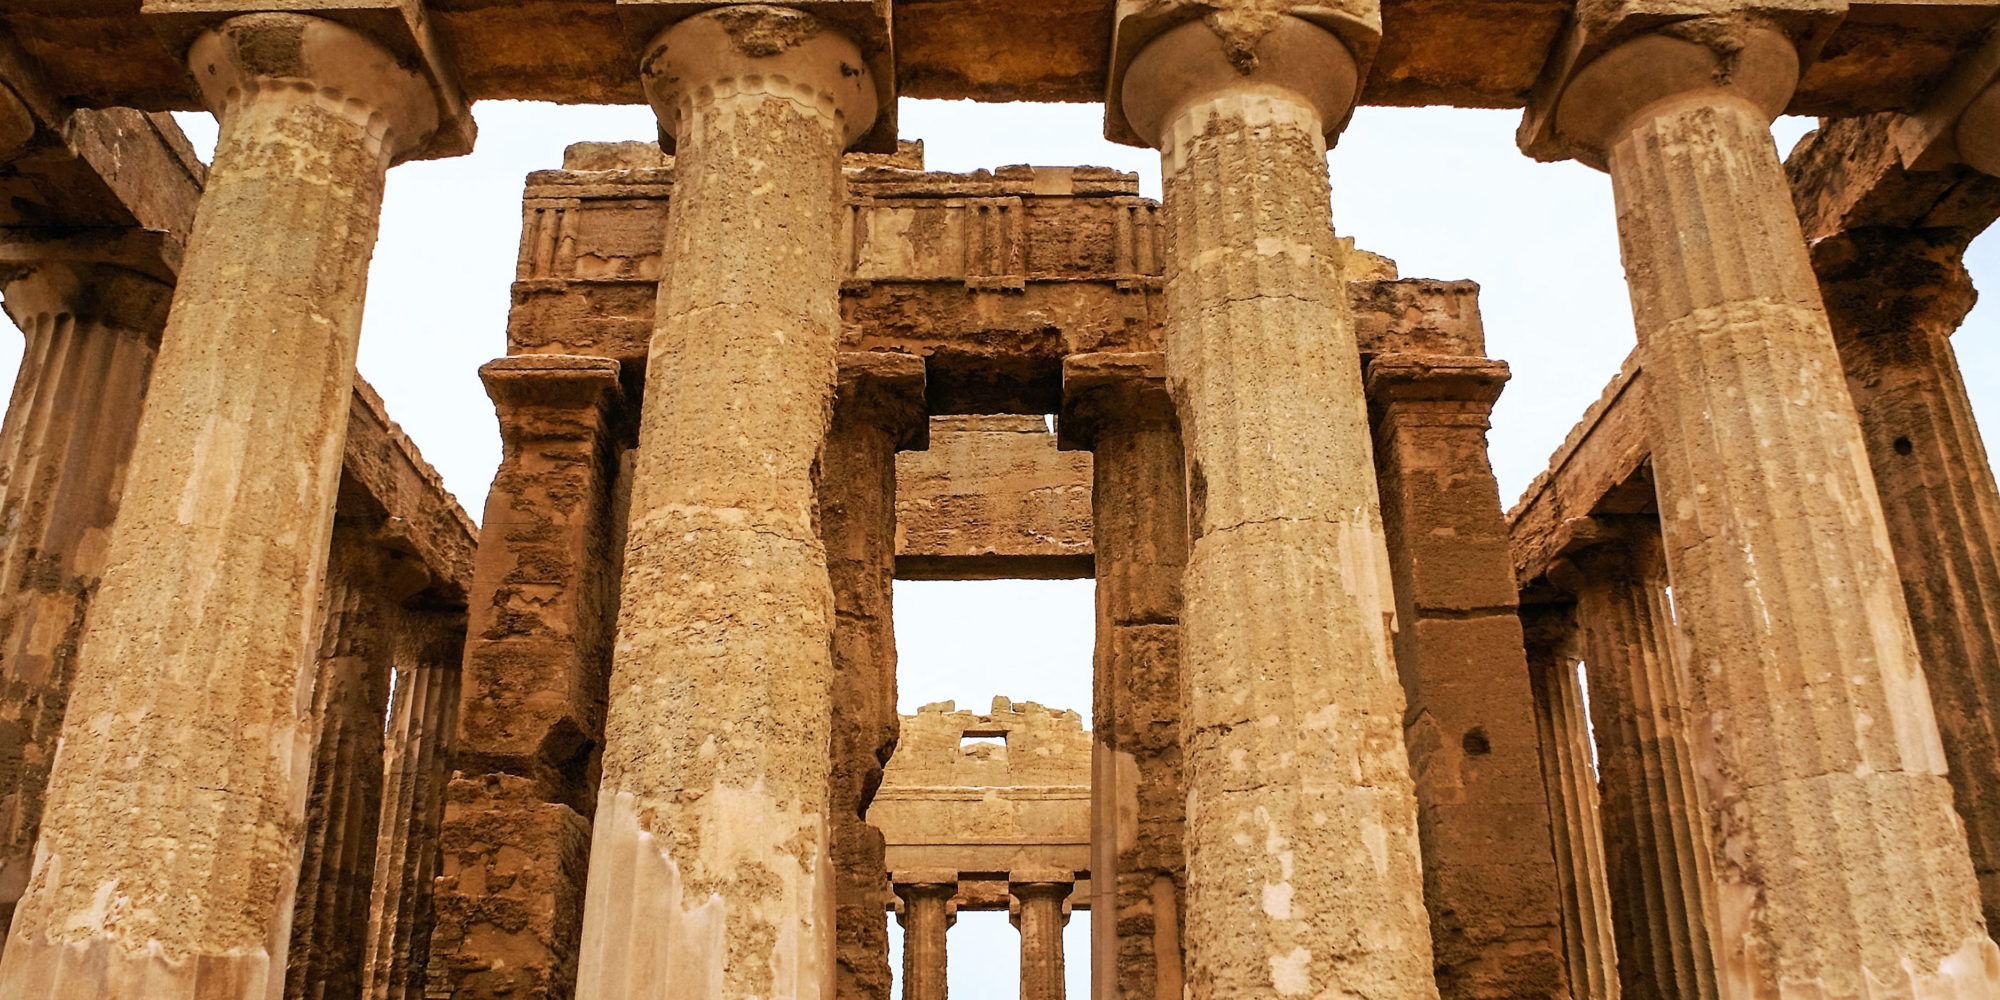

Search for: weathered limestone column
xmin=824 ymin=353 xmax=926 ymax=1000
xmin=0 ymin=263 xmax=169 ymax=941
xmin=1113 ymin=12 xmax=1439 ymax=1000
xmin=894 ymin=878 xmax=956 ymax=1000
xmin=0 ymin=14 xmax=442 ymax=996
xmin=1817 ymin=228 xmax=2000 ymax=930
xmin=287 ymin=531 xmax=398 ymax=1000
xmin=1528 ymin=18 xmax=2000 ymax=996
xmin=1565 ymin=529 xmax=1715 ymax=1000
xmin=1520 ymin=604 xmax=1618 ymax=1000
xmin=363 ymin=610 xmax=464 ymax=1000
xmin=575 ymin=8 xmax=878 ymax=997
xmin=1011 ymin=875 xmax=1073 ymax=1000
xmin=1059 ymin=353 xmax=1185 ymax=1000
xmin=430 ymin=355 xmax=625 ymax=999
xmin=1366 ymin=354 xmax=1568 ymax=1000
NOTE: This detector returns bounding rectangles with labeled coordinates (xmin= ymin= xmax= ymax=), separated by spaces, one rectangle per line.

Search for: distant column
xmin=0 ymin=14 xmax=443 ymax=995
xmin=895 ymin=877 xmax=957 ymax=1000
xmin=0 ymin=263 xmax=169 ymax=945
xmin=575 ymin=8 xmax=879 ymax=997
xmin=1115 ymin=15 xmax=1438 ymax=1000
xmin=1059 ymin=353 xmax=1185 ymax=1000
xmin=1011 ymin=874 xmax=1074 ymax=1000
xmin=363 ymin=610 xmax=464 ymax=1000
xmin=1367 ymin=353 xmax=1569 ymax=1000
xmin=1818 ymin=227 xmax=2000 ymax=931
xmin=824 ymin=353 xmax=926 ymax=1000
xmin=1567 ymin=528 xmax=1716 ymax=1000
xmin=1531 ymin=20 xmax=2000 ymax=995
xmin=1521 ymin=603 xmax=1619 ymax=1000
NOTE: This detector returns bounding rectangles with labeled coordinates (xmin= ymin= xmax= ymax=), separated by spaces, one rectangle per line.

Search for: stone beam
xmin=1 ymin=1 xmax=1994 ymax=114
xmin=895 ymin=415 xmax=1094 ymax=580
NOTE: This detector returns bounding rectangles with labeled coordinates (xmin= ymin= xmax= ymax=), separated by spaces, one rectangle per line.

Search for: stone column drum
xmin=1545 ymin=24 xmax=2000 ymax=998
xmin=894 ymin=879 xmax=956 ymax=1000
xmin=0 ymin=263 xmax=169 ymax=943
xmin=1567 ymin=532 xmax=1715 ymax=1000
xmin=0 ymin=13 xmax=440 ymax=997
xmin=574 ymin=7 xmax=878 ymax=998
xmin=1117 ymin=16 xmax=1439 ymax=1000
xmin=1012 ymin=876 xmax=1073 ymax=1000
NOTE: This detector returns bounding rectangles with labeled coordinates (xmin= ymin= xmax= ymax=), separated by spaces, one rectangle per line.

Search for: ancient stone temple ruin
xmin=3 ymin=1 xmax=2000 ymax=999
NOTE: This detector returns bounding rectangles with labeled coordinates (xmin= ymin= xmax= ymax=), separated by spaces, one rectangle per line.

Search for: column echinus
xmin=1107 ymin=4 xmax=1440 ymax=1000
xmin=575 ymin=6 xmax=880 ymax=998
xmin=0 ymin=13 xmax=447 ymax=998
xmin=1522 ymin=6 xmax=2000 ymax=996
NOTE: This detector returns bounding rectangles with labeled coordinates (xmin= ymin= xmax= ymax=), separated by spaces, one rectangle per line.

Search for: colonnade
xmin=892 ymin=874 xmax=1077 ymax=1000
xmin=0 ymin=2 xmax=1995 ymax=999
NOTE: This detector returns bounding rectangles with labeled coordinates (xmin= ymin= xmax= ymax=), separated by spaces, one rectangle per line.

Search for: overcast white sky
xmin=6 ymin=98 xmax=1995 ymax=998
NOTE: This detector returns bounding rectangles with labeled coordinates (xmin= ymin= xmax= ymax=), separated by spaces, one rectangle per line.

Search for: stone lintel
xmin=1892 ymin=19 xmax=2000 ymax=171
xmin=895 ymin=415 xmax=1093 ymax=579
xmin=1518 ymin=1 xmax=1845 ymax=166
xmin=837 ymin=350 xmax=929 ymax=451
xmin=1507 ymin=352 xmax=1653 ymax=590
xmin=1364 ymin=353 xmax=1511 ymax=408
xmin=138 ymin=0 xmax=475 ymax=160
xmin=1789 ymin=113 xmax=2000 ymax=240
xmin=1103 ymin=0 xmax=1383 ymax=146
xmin=1055 ymin=350 xmax=1168 ymax=451
xmin=340 ymin=377 xmax=480 ymax=608
xmin=0 ymin=228 xmax=181 ymax=284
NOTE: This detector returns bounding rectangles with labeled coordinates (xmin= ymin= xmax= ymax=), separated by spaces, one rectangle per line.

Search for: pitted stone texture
xmin=1596 ymin=35 xmax=2000 ymax=1000
xmin=0 ymin=14 xmax=432 ymax=997
xmin=574 ymin=9 xmax=874 ymax=998
xmin=1137 ymin=19 xmax=1438 ymax=1000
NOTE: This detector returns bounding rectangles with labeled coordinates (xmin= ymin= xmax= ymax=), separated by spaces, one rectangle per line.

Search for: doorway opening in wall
xmin=885 ymin=577 xmax=1096 ymax=1000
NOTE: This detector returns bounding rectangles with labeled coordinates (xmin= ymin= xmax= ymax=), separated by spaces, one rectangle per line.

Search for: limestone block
xmin=895 ymin=416 xmax=1094 ymax=580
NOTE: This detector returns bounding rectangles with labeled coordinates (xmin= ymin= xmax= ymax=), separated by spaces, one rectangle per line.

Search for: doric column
xmin=824 ymin=353 xmax=926 ymax=1000
xmin=428 ymin=355 xmax=625 ymax=998
xmin=287 ymin=531 xmax=399 ymax=1000
xmin=1525 ymin=15 xmax=2000 ymax=996
xmin=1366 ymin=354 xmax=1569 ymax=1000
xmin=1059 ymin=353 xmax=1186 ymax=1000
xmin=1817 ymin=228 xmax=2000 ymax=931
xmin=575 ymin=8 xmax=878 ymax=998
xmin=362 ymin=610 xmax=464 ymax=1000
xmin=1111 ymin=10 xmax=1438 ymax=1000
xmin=894 ymin=877 xmax=956 ymax=1000
xmin=0 ymin=263 xmax=169 ymax=944
xmin=1521 ymin=604 xmax=1619 ymax=1000
xmin=1011 ymin=874 xmax=1074 ymax=1000
xmin=0 ymin=14 xmax=445 ymax=996
xmin=1565 ymin=528 xmax=1716 ymax=1000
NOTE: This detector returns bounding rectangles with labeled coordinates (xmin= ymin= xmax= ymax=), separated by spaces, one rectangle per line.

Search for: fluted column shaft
xmin=895 ymin=882 xmax=954 ymax=1000
xmin=576 ymin=9 xmax=877 ymax=998
xmin=287 ymin=535 xmax=396 ymax=1000
xmin=824 ymin=358 xmax=924 ymax=1000
xmin=1122 ymin=18 xmax=1437 ymax=1000
xmin=1012 ymin=880 xmax=1072 ymax=1000
xmin=1820 ymin=229 xmax=2000 ymax=933
xmin=362 ymin=612 xmax=463 ymax=1000
xmin=1064 ymin=360 xmax=1185 ymax=1000
xmin=1571 ymin=535 xmax=1715 ymax=1000
xmin=1521 ymin=605 xmax=1619 ymax=1000
xmin=0 ymin=264 xmax=168 ymax=944
xmin=1578 ymin=28 xmax=2000 ymax=997
xmin=0 ymin=13 xmax=438 ymax=997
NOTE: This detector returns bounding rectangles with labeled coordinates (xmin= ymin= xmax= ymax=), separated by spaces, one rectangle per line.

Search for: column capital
xmin=1109 ymin=10 xmax=1368 ymax=150
xmin=1519 ymin=9 xmax=1834 ymax=169
xmin=835 ymin=350 xmax=928 ymax=451
xmin=639 ymin=6 xmax=882 ymax=154
xmin=0 ymin=262 xmax=174 ymax=338
xmin=479 ymin=355 xmax=627 ymax=443
xmin=1892 ymin=25 xmax=2000 ymax=175
xmin=1056 ymin=351 xmax=1173 ymax=451
xmin=1006 ymin=871 xmax=1076 ymax=928
xmin=186 ymin=12 xmax=462 ymax=164
xmin=1811 ymin=228 xmax=1977 ymax=344
xmin=891 ymin=874 xmax=961 ymax=926
xmin=1364 ymin=353 xmax=1511 ymax=410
